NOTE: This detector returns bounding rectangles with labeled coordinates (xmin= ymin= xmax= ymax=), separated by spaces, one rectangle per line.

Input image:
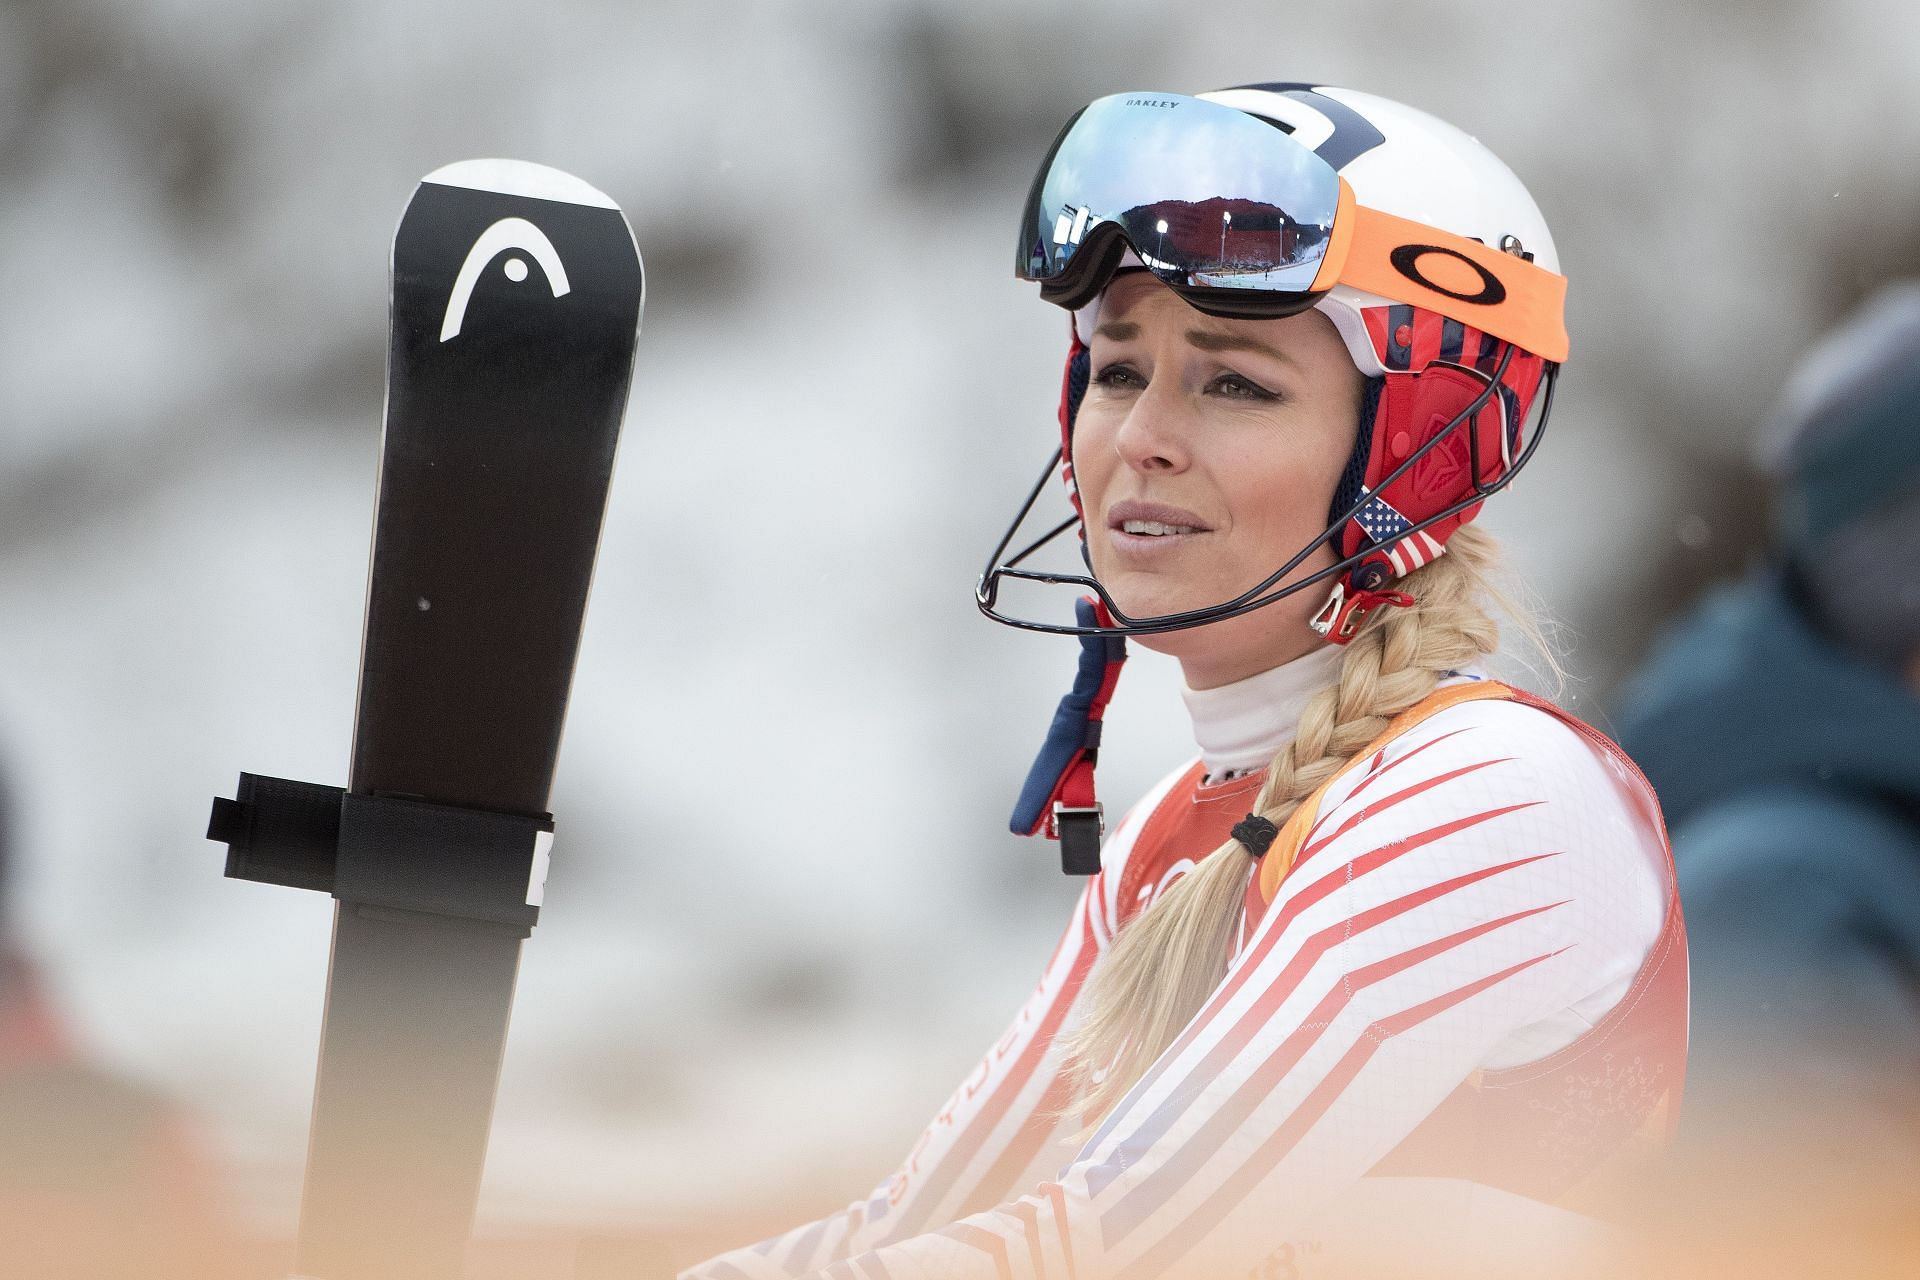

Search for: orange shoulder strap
xmin=1255 ymin=680 xmax=1516 ymax=903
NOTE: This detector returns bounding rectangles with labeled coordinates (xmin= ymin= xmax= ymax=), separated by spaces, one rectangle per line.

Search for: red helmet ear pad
xmin=1335 ymin=350 xmax=1541 ymax=578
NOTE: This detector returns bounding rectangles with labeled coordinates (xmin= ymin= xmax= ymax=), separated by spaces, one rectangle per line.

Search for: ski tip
xmin=420 ymin=159 xmax=619 ymax=210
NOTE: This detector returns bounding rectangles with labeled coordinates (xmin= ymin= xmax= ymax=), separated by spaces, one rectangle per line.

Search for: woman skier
xmin=686 ymin=82 xmax=1686 ymax=1279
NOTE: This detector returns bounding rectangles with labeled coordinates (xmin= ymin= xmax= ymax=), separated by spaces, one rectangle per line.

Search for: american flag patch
xmin=1354 ymin=489 xmax=1412 ymax=544
xmin=1386 ymin=530 xmax=1447 ymax=576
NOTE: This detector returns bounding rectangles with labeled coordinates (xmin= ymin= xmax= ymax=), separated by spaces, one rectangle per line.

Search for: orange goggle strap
xmin=1305 ymin=178 xmax=1359 ymax=295
xmin=1310 ymin=178 xmax=1570 ymax=364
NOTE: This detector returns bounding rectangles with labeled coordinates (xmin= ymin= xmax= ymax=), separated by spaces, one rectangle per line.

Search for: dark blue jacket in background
xmin=1612 ymin=568 xmax=1920 ymax=1178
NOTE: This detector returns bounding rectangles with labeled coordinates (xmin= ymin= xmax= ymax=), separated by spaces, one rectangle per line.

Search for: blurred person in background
xmin=683 ymin=83 xmax=1683 ymax=1279
xmin=0 ymin=754 xmax=244 ymax=1278
xmin=1614 ymin=286 xmax=1920 ymax=1221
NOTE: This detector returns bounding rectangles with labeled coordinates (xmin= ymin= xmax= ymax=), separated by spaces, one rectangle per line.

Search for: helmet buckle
xmin=1310 ymin=581 xmax=1359 ymax=642
xmin=1311 ymin=580 xmax=1416 ymax=644
xmin=1052 ymin=803 xmax=1105 ymax=876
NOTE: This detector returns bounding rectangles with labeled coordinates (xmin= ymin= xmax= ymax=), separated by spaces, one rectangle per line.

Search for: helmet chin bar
xmin=976 ymin=349 xmax=1555 ymax=638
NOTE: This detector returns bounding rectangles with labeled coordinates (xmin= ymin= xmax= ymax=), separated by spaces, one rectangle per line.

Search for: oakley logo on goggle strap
xmin=440 ymin=216 xmax=572 ymax=343
xmin=1388 ymin=244 xmax=1508 ymax=307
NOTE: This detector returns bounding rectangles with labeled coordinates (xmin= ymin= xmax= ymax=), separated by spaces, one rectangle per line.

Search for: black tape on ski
xmin=208 ymin=773 xmax=551 ymax=929
xmin=334 ymin=792 xmax=549 ymax=930
xmin=208 ymin=772 xmax=345 ymax=894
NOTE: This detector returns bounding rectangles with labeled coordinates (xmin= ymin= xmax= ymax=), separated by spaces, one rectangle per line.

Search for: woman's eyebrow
xmin=1185 ymin=328 xmax=1299 ymax=367
xmin=1094 ymin=319 xmax=1299 ymax=369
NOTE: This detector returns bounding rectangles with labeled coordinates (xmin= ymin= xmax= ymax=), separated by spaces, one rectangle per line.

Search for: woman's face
xmin=1070 ymin=273 xmax=1365 ymax=689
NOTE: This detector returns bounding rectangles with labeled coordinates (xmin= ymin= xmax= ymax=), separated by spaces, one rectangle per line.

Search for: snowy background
xmin=3 ymin=0 xmax=1920 ymax=1259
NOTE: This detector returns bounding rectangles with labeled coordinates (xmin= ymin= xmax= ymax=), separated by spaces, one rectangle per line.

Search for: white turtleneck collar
xmin=1179 ymin=644 xmax=1346 ymax=780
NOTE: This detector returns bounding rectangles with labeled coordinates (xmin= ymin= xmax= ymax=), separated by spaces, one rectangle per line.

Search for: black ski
xmin=208 ymin=159 xmax=642 ymax=1279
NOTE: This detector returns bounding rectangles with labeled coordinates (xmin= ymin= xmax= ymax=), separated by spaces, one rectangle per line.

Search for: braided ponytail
xmin=1061 ymin=524 xmax=1524 ymax=1123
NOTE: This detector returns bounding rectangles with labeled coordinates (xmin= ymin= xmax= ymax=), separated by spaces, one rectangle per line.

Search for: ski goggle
xmin=1016 ymin=91 xmax=1569 ymax=362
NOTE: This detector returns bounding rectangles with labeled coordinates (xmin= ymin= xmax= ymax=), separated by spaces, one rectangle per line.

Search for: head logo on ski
xmin=439 ymin=216 xmax=573 ymax=342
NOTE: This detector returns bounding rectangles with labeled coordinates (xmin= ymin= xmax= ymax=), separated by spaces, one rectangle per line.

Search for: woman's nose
xmin=1112 ymin=385 xmax=1193 ymax=475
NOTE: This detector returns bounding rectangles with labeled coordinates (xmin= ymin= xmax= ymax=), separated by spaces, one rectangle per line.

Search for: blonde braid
xmin=1061 ymin=524 xmax=1510 ymax=1124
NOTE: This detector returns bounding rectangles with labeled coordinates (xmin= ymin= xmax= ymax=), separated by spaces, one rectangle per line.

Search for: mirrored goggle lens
xmin=1017 ymin=92 xmax=1342 ymax=306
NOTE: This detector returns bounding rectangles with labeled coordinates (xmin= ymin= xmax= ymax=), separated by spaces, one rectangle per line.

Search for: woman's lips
xmin=1105 ymin=500 xmax=1211 ymax=558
